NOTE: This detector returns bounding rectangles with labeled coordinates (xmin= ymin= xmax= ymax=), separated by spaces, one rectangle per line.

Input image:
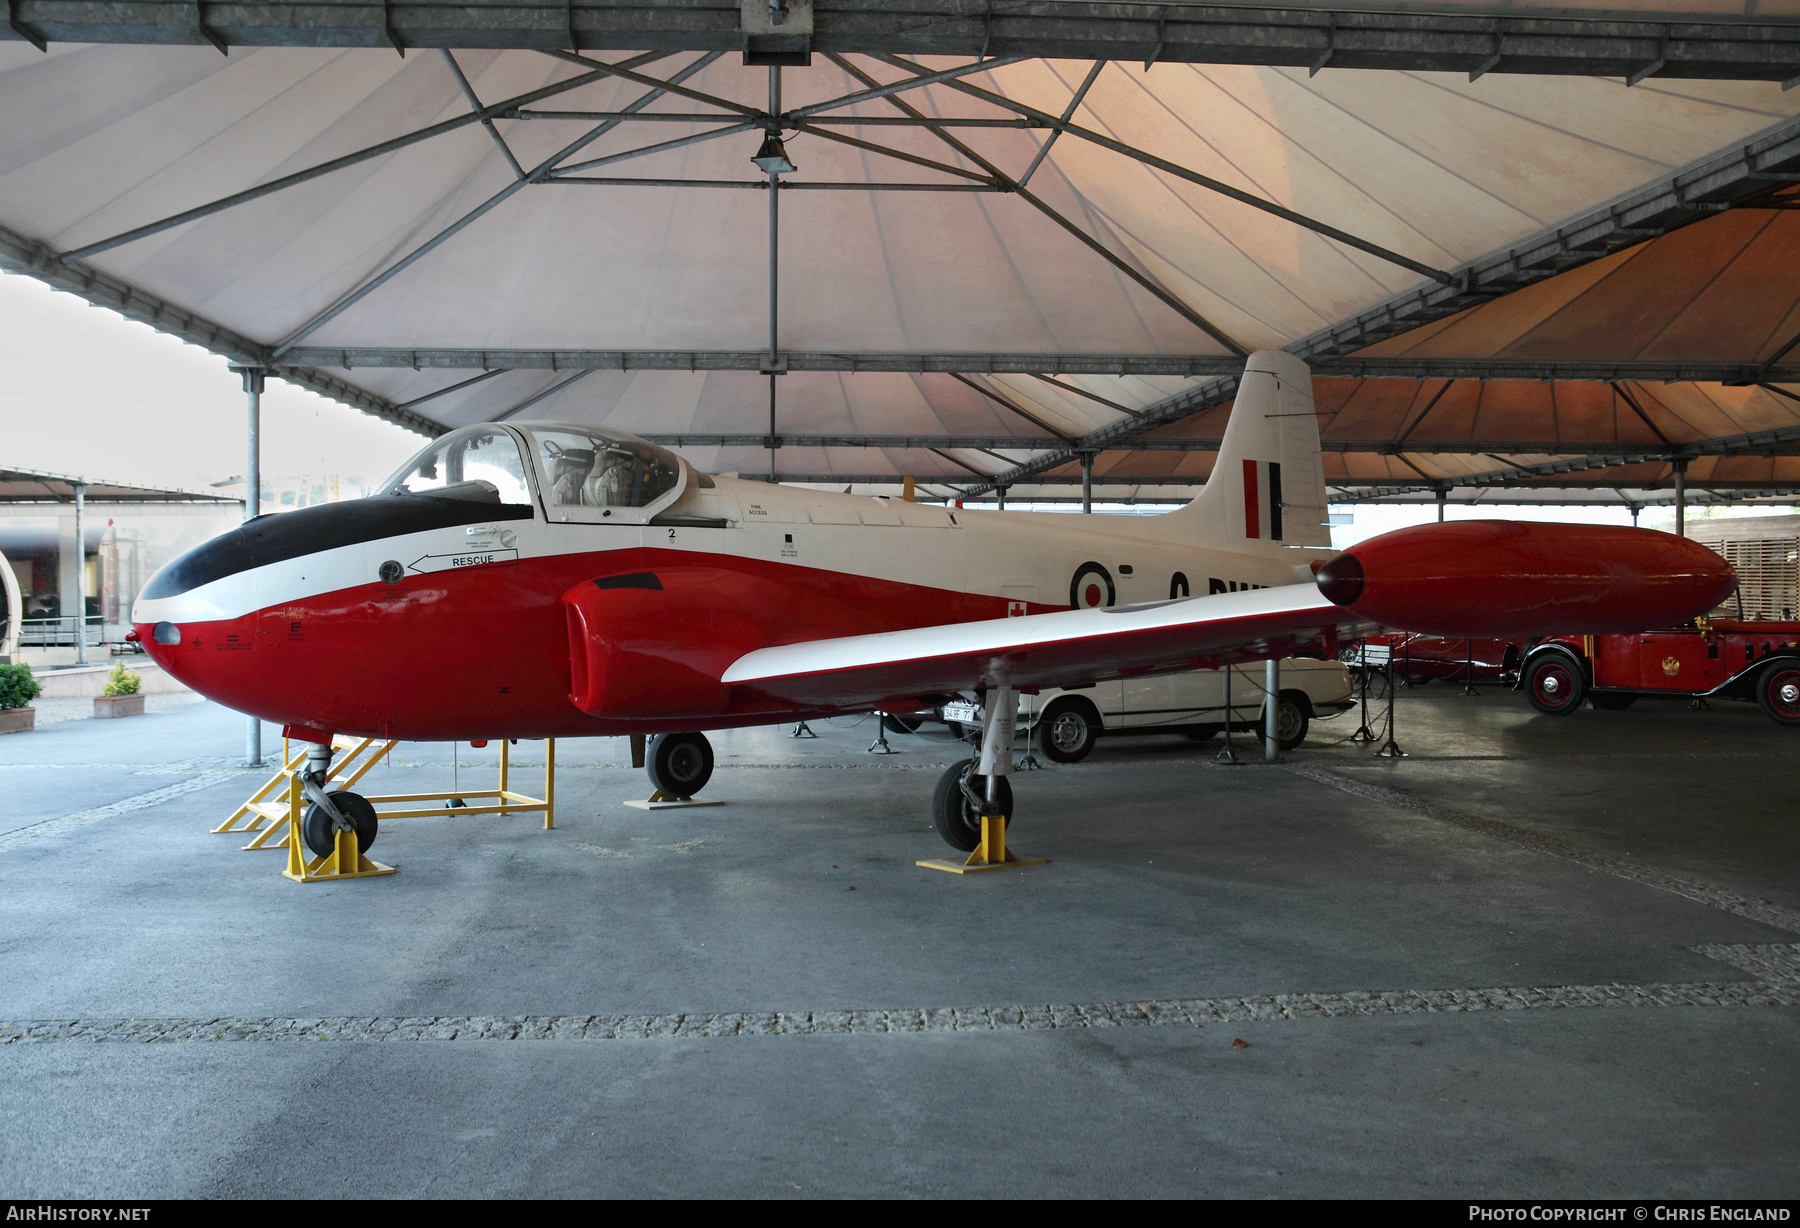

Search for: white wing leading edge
xmin=721 ymin=584 xmax=1366 ymax=712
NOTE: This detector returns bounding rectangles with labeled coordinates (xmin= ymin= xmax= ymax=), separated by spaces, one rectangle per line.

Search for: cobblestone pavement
xmin=4 ymin=944 xmax=1792 ymax=1047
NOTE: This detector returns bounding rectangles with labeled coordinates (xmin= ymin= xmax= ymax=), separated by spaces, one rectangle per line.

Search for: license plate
xmin=941 ymin=701 xmax=980 ymax=722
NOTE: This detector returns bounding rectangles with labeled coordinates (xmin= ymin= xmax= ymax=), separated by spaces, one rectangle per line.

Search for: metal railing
xmin=14 ymin=615 xmax=108 ymax=649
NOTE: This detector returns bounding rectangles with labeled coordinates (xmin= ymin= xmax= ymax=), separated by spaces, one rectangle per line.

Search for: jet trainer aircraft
xmin=132 ymin=352 xmax=1735 ymax=856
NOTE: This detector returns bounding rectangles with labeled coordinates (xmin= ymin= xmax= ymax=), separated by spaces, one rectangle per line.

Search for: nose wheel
xmin=302 ymin=790 xmax=379 ymax=857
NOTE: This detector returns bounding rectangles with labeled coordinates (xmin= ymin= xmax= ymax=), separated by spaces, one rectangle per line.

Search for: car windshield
xmin=528 ymin=427 xmax=681 ymax=510
xmin=381 ymin=427 xmax=533 ymax=505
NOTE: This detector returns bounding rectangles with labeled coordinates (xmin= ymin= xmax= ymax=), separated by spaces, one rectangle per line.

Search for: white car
xmin=936 ymin=658 xmax=1356 ymax=763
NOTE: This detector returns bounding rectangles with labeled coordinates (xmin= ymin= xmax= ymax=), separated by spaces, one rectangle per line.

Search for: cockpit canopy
xmin=527 ymin=425 xmax=681 ymax=511
xmin=380 ymin=424 xmax=687 ymax=517
xmin=380 ymin=427 xmax=533 ymax=506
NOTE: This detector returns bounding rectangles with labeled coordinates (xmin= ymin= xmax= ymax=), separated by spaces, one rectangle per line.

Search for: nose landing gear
xmin=283 ymin=741 xmax=394 ymax=882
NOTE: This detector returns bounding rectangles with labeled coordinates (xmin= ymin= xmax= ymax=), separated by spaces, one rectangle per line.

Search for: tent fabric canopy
xmin=3 ymin=39 xmax=1800 ymax=499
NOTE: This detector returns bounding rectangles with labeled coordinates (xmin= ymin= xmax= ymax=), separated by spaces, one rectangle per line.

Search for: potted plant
xmin=95 ymin=662 xmax=144 ymax=719
xmin=0 ymin=662 xmax=40 ymax=734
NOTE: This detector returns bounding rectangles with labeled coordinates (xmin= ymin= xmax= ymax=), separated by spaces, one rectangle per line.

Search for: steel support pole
xmin=1081 ymin=453 xmax=1093 ymax=513
xmin=767 ymin=65 xmax=780 ymax=482
xmin=1436 ymin=488 xmax=1447 ymax=522
xmin=72 ymin=480 xmax=86 ymax=666
xmin=1673 ymin=458 xmax=1688 ymax=536
xmin=1264 ymin=657 xmax=1278 ymax=761
xmin=241 ymin=367 xmax=266 ymax=768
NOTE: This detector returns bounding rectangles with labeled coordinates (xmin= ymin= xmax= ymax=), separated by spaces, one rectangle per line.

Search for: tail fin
xmin=1158 ymin=350 xmax=1329 ymax=549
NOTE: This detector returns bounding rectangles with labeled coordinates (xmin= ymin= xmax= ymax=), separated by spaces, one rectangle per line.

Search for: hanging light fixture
xmin=752 ymin=133 xmax=796 ymax=175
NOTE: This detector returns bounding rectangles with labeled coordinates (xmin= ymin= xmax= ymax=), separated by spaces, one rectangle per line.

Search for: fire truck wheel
xmin=1589 ymin=694 xmax=1637 ymax=711
xmin=931 ymin=759 xmax=1012 ymax=851
xmin=1525 ymin=655 xmax=1585 ymax=716
xmin=302 ymin=790 xmax=379 ymax=857
xmin=1037 ymin=697 xmax=1100 ymax=763
xmin=647 ymin=732 xmax=714 ymax=798
xmin=1756 ymin=662 xmax=1800 ymax=726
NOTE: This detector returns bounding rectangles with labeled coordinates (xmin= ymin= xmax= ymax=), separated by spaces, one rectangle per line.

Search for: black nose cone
xmin=1316 ymin=553 xmax=1364 ymax=607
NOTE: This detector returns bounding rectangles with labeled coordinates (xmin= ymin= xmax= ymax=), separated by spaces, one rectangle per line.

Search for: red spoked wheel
xmin=1525 ymin=655 xmax=1585 ymax=716
xmin=1757 ymin=663 xmax=1800 ymax=726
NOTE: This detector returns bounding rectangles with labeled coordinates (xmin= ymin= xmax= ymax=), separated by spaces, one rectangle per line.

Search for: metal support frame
xmin=70 ymin=477 xmax=85 ymax=666
xmin=19 ymin=4 xmax=1800 ymax=82
xmin=1348 ymin=638 xmax=1380 ymax=743
xmin=1375 ymin=654 xmax=1405 ymax=759
xmin=889 ymin=53 xmax=1457 ymax=287
xmin=217 ymin=735 xmax=556 ymax=879
xmin=270 ymin=52 xmax=726 ymax=360
xmin=832 ymin=51 xmax=1247 ymax=355
xmin=1674 ymin=456 xmax=1689 ymax=536
xmin=238 ymin=364 xmax=264 ymax=766
xmin=1264 ymin=657 xmax=1279 ymax=762
xmin=1215 ymin=663 xmax=1240 ymax=764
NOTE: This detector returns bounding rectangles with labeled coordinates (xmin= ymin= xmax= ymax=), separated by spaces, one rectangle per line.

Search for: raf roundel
xmin=1069 ymin=562 xmax=1116 ymax=610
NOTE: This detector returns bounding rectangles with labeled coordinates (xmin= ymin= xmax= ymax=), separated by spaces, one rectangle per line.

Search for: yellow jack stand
xmin=282 ymin=763 xmax=395 ymax=883
xmin=216 ymin=736 xmax=389 ymax=849
xmin=916 ymin=814 xmax=1047 ymax=875
xmin=221 ymin=737 xmax=557 ymax=881
xmin=624 ymin=790 xmax=725 ymax=811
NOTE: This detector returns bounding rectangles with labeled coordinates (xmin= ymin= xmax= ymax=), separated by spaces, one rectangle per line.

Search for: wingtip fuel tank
xmin=1316 ymin=521 xmax=1737 ymax=636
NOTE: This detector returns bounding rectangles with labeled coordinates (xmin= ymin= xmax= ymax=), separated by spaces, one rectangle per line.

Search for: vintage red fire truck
xmin=1519 ymin=599 xmax=1800 ymax=725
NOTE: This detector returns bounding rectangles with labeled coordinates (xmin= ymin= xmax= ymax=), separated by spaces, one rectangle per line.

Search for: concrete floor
xmin=1 ymin=685 xmax=1796 ymax=1197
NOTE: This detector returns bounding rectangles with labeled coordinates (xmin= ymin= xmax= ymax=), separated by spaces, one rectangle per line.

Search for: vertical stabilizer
xmin=1157 ymin=351 xmax=1330 ymax=549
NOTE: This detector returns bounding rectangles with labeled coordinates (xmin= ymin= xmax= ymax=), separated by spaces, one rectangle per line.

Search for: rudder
xmin=1158 ymin=350 xmax=1329 ymax=549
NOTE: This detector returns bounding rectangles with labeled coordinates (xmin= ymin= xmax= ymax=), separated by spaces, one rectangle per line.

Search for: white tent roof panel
xmin=4 ymin=39 xmax=1800 ymax=489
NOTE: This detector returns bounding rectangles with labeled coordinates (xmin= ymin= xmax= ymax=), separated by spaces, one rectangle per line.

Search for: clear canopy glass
xmin=381 ymin=426 xmax=533 ymax=506
xmin=527 ymin=426 xmax=682 ymax=510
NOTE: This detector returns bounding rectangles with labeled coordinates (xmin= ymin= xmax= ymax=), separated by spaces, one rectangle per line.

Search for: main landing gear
xmin=625 ymin=731 xmax=724 ymax=810
xmin=918 ymin=687 xmax=1046 ymax=874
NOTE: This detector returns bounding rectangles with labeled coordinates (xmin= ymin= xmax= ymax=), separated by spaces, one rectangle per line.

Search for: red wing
xmin=721 ymin=584 xmax=1363 ymax=710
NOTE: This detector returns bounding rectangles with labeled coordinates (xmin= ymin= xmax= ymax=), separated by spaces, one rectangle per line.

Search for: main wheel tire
xmin=302 ymin=790 xmax=379 ymax=858
xmin=943 ymin=720 xmax=967 ymax=740
xmin=881 ymin=713 xmax=924 ymax=734
xmin=1273 ymin=692 xmax=1310 ymax=750
xmin=647 ymin=732 xmax=714 ymax=798
xmin=1589 ymin=693 xmax=1637 ymax=711
xmin=1183 ymin=724 xmax=1221 ymax=742
xmin=930 ymin=759 xmax=1012 ymax=852
xmin=1525 ymin=655 xmax=1585 ymax=716
xmin=1036 ymin=697 xmax=1100 ymax=763
xmin=1756 ymin=661 xmax=1800 ymax=726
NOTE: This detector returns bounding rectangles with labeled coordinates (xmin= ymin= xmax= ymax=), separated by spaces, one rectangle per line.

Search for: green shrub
xmin=103 ymin=663 xmax=142 ymax=697
xmin=0 ymin=663 xmax=41 ymax=710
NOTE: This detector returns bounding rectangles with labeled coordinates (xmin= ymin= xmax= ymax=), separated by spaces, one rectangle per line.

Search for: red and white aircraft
xmin=132 ymin=352 xmax=1734 ymax=854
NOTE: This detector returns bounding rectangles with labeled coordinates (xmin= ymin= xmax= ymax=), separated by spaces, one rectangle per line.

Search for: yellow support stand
xmin=282 ymin=762 xmax=395 ymax=882
xmin=916 ymin=814 xmax=1047 ymax=875
xmin=216 ymin=736 xmax=388 ymax=849
xmin=221 ymin=737 xmax=558 ymax=881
